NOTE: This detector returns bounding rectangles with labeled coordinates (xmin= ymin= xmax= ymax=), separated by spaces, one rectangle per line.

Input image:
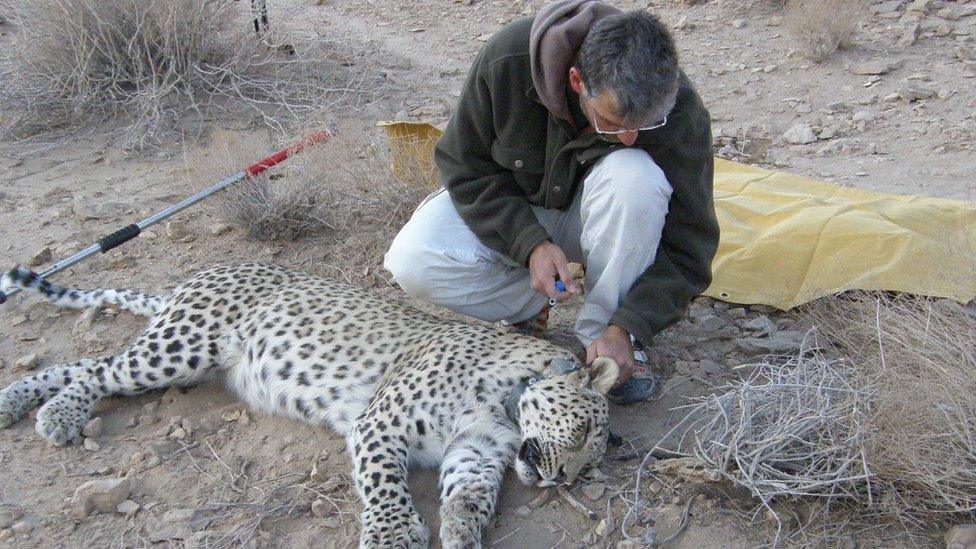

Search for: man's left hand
xmin=586 ymin=324 xmax=635 ymax=386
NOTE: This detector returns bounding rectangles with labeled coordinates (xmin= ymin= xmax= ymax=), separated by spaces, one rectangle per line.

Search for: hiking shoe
xmin=510 ymin=305 xmax=550 ymax=339
xmin=607 ymin=337 xmax=658 ymax=405
xmin=607 ymin=362 xmax=659 ymax=405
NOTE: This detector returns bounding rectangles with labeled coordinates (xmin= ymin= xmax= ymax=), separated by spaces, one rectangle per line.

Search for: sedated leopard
xmin=0 ymin=263 xmax=618 ymax=548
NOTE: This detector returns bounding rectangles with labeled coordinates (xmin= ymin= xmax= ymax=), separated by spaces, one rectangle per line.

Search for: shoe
xmin=607 ymin=337 xmax=658 ymax=405
xmin=510 ymin=305 xmax=550 ymax=339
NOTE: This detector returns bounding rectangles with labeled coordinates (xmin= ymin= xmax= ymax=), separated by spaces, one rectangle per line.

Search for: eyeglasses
xmin=592 ymin=114 xmax=668 ymax=136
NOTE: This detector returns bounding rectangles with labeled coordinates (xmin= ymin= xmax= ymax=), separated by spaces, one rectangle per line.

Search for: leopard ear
xmin=586 ymin=357 xmax=619 ymax=396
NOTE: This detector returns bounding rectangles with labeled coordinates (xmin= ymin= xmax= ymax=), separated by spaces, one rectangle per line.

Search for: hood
xmin=529 ymin=0 xmax=622 ymax=122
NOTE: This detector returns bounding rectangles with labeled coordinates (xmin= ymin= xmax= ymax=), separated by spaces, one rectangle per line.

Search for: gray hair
xmin=577 ymin=11 xmax=679 ymax=125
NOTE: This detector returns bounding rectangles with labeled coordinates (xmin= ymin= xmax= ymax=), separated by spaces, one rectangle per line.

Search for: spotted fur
xmin=0 ymin=263 xmax=618 ymax=548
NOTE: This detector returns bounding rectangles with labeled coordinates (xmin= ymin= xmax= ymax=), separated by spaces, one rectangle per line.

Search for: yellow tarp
xmin=380 ymin=121 xmax=976 ymax=310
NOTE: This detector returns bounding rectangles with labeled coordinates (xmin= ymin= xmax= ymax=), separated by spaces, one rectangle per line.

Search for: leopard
xmin=0 ymin=263 xmax=619 ymax=548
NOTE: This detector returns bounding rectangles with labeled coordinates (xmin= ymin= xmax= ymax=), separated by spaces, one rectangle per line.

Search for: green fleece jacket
xmin=434 ymin=16 xmax=719 ymax=345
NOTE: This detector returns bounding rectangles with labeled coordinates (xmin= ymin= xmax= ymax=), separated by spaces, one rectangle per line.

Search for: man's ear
xmin=568 ymin=66 xmax=584 ymax=95
xmin=585 ymin=357 xmax=619 ymax=396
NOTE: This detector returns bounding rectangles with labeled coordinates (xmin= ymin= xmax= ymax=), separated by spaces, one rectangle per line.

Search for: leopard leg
xmin=0 ymin=359 xmax=96 ymax=429
xmin=349 ymin=419 xmax=429 ymax=549
xmin=438 ymin=413 xmax=519 ymax=549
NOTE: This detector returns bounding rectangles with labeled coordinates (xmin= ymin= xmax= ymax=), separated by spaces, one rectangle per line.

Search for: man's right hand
xmin=527 ymin=241 xmax=579 ymax=302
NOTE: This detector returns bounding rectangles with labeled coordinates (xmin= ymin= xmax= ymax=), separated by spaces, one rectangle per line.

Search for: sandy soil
xmin=1 ymin=0 xmax=974 ymax=547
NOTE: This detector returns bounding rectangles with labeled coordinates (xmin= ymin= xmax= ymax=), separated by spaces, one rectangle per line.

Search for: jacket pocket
xmin=490 ymin=141 xmax=546 ymax=195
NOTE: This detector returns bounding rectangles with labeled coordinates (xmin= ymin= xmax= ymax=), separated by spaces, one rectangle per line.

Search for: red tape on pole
xmin=244 ymin=130 xmax=330 ymax=177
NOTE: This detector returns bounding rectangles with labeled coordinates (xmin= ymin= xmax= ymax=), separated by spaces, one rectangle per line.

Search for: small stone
xmin=783 ymin=123 xmax=818 ymax=145
xmin=148 ymin=508 xmax=210 ymax=542
xmin=744 ymin=315 xmax=775 ymax=334
xmin=0 ymin=506 xmax=24 ymax=529
xmin=72 ymin=307 xmax=101 ymax=334
xmin=322 ymin=515 xmax=342 ymax=529
xmin=221 ymin=409 xmax=241 ymax=422
xmin=116 ymin=500 xmax=139 ymax=515
xmin=9 ymin=313 xmax=27 ymax=326
xmin=311 ymin=498 xmax=332 ymax=518
xmin=0 ymin=529 xmax=13 ymax=542
xmin=900 ymin=82 xmax=936 ymax=101
xmin=13 ymin=353 xmax=39 ymax=371
xmin=165 ymin=221 xmax=191 ymax=241
xmin=848 ymin=59 xmax=903 ymax=76
xmin=27 ymin=246 xmax=52 ymax=267
xmin=142 ymin=401 xmax=160 ymax=415
xmin=727 ymin=307 xmax=747 ymax=318
xmin=937 ymin=6 xmax=962 ymax=21
xmin=731 ymin=19 xmax=746 ymax=29
xmin=674 ymin=15 xmax=694 ymax=30
xmin=616 ymin=541 xmax=640 ymax=549
xmin=946 ymin=524 xmax=976 ymax=549
xmin=82 ymin=417 xmax=103 ymax=438
xmin=514 ymin=505 xmax=532 ymax=518
xmin=736 ymin=331 xmax=805 ymax=355
xmin=596 ymin=518 xmax=610 ymax=538
xmin=73 ymin=199 xmax=126 ymax=220
xmin=73 ymin=477 xmax=132 ymax=518
xmin=899 ymin=22 xmax=921 ymax=47
xmin=10 ymin=521 xmax=32 ymax=534
xmin=209 ymin=222 xmax=232 ymax=236
xmin=83 ymin=438 xmax=100 ymax=452
xmin=699 ymin=359 xmax=725 ymax=375
xmin=169 ymin=427 xmax=187 ymax=440
xmin=309 ymin=460 xmax=330 ymax=483
xmin=581 ymin=482 xmax=606 ymax=501
xmin=906 ymin=0 xmax=931 ymax=13
xmin=872 ymin=0 xmax=903 ymax=14
xmin=852 ymin=110 xmax=877 ymax=122
xmin=697 ymin=314 xmax=727 ymax=331
xmin=238 ymin=409 xmax=251 ymax=426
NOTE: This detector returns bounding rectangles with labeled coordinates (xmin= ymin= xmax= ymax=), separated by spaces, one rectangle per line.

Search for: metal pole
xmin=1 ymin=130 xmax=330 ymax=305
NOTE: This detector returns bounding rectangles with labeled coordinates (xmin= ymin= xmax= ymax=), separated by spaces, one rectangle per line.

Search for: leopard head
xmin=513 ymin=357 xmax=618 ymax=487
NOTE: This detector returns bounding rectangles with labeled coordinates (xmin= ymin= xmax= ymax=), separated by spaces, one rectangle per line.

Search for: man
xmin=384 ymin=0 xmax=719 ymax=404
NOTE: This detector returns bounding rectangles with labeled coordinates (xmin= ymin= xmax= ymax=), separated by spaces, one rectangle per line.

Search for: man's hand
xmin=527 ymin=241 xmax=578 ymax=302
xmin=586 ymin=325 xmax=635 ymax=386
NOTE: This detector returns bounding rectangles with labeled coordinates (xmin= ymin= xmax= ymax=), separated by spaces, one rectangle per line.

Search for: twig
xmin=556 ymin=485 xmax=597 ymax=520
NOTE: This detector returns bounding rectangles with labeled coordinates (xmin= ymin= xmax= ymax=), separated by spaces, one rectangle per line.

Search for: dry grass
xmin=658 ymin=293 xmax=976 ymax=544
xmin=784 ymin=0 xmax=870 ymax=61
xmin=0 ymin=0 xmax=386 ymax=149
xmin=805 ymin=293 xmax=976 ymax=523
xmin=188 ymin=127 xmax=429 ymax=283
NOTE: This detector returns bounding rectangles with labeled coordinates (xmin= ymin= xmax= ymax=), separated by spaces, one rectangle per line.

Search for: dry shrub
xmin=805 ymin=293 xmax=976 ymax=523
xmin=784 ymin=0 xmax=870 ymax=61
xmin=0 ymin=0 xmax=385 ymax=148
xmin=189 ymin=127 xmax=429 ymax=274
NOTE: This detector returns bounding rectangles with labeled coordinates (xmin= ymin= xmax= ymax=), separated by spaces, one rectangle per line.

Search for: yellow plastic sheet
xmin=380 ymin=122 xmax=976 ymax=309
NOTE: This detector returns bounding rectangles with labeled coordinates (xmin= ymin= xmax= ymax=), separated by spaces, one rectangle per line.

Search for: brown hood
xmin=529 ymin=0 xmax=622 ymax=122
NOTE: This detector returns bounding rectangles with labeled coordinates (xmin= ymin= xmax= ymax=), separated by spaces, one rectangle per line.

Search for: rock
xmin=900 ymin=82 xmax=936 ymax=101
xmin=13 ymin=353 xmax=39 ymax=371
xmin=309 ymin=460 xmax=330 ymax=483
xmin=852 ymin=110 xmax=877 ymax=122
xmin=783 ymin=123 xmax=818 ymax=145
xmin=10 ymin=521 xmax=32 ymax=534
xmin=83 ymin=438 xmax=101 ymax=452
xmin=148 ymin=508 xmax=210 ymax=542
xmin=581 ymin=482 xmax=606 ymax=501
xmin=736 ymin=331 xmax=805 ymax=355
xmin=906 ymin=0 xmax=931 ymax=13
xmin=743 ymin=315 xmax=775 ymax=336
xmin=872 ymin=0 xmax=903 ymax=14
xmin=169 ymin=427 xmax=187 ymax=440
xmin=0 ymin=505 xmax=24 ymax=529
xmin=674 ymin=15 xmax=694 ymax=30
xmin=731 ymin=19 xmax=746 ymax=29
xmin=848 ymin=59 xmax=903 ymax=75
xmin=142 ymin=401 xmax=160 ymax=415
xmin=209 ymin=222 xmax=232 ymax=236
xmin=699 ymin=359 xmax=725 ymax=375
xmin=514 ymin=505 xmax=532 ymax=518
xmin=82 ymin=417 xmax=103 ymax=438
xmin=946 ymin=524 xmax=976 ymax=549
xmin=616 ymin=541 xmax=640 ymax=549
xmin=727 ymin=307 xmax=746 ymax=318
xmin=165 ymin=221 xmax=191 ymax=241
xmin=697 ymin=314 xmax=728 ymax=332
xmin=899 ymin=22 xmax=921 ymax=47
xmin=311 ymin=498 xmax=332 ymax=518
xmin=0 ymin=529 xmax=13 ymax=542
xmin=937 ymin=6 xmax=962 ymax=21
xmin=9 ymin=313 xmax=27 ymax=326
xmin=73 ymin=477 xmax=132 ymax=518
xmin=116 ymin=500 xmax=140 ymax=515
xmin=596 ymin=518 xmax=610 ymax=537
xmin=73 ymin=199 xmax=126 ymax=220
xmin=27 ymin=247 xmax=52 ymax=267
xmin=220 ymin=409 xmax=241 ymax=422
xmin=73 ymin=307 xmax=101 ymax=334
xmin=322 ymin=515 xmax=342 ymax=528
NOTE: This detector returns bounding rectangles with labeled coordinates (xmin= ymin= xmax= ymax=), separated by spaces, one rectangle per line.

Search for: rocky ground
xmin=1 ymin=0 xmax=974 ymax=547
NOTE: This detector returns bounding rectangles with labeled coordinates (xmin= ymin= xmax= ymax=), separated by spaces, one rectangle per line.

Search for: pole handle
xmin=98 ymin=224 xmax=142 ymax=252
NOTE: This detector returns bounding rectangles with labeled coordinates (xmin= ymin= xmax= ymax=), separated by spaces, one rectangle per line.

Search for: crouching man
xmin=384 ymin=0 xmax=719 ymax=404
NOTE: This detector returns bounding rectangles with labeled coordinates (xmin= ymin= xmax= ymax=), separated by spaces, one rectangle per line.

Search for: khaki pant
xmin=383 ymin=148 xmax=672 ymax=347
